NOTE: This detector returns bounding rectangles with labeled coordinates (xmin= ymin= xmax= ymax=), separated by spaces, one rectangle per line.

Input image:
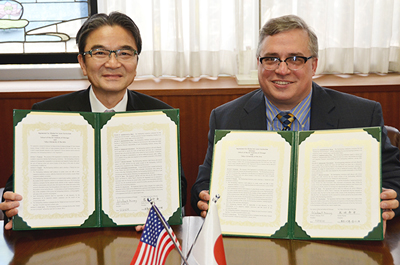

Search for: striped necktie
xmin=277 ymin=112 xmax=295 ymax=131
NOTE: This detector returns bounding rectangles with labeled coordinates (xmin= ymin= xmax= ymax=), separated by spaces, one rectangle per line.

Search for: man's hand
xmin=197 ymin=190 xmax=210 ymax=218
xmin=380 ymin=188 xmax=398 ymax=237
xmin=381 ymin=188 xmax=398 ymax=220
xmin=0 ymin=192 xmax=23 ymax=230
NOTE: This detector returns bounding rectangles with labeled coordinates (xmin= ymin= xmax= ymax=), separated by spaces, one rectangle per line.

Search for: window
xmin=260 ymin=0 xmax=400 ymax=74
xmin=0 ymin=0 xmax=97 ymax=64
xmin=1 ymin=0 xmax=399 ymax=78
xmin=99 ymin=0 xmax=400 ymax=76
xmin=98 ymin=0 xmax=259 ymax=78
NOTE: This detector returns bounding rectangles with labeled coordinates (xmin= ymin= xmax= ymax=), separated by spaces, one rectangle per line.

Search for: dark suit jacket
xmin=191 ymin=82 xmax=400 ymax=216
xmin=3 ymin=88 xmax=187 ymax=208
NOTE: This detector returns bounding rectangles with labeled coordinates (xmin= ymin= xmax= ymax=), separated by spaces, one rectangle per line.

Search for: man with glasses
xmin=1 ymin=12 xmax=187 ymax=230
xmin=191 ymin=15 xmax=400 ymax=228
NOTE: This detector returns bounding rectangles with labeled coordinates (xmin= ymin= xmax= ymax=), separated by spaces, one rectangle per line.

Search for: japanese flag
xmin=188 ymin=197 xmax=227 ymax=265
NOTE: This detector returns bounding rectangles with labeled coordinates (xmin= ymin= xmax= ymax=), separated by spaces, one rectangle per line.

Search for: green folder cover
xmin=13 ymin=109 xmax=182 ymax=230
xmin=209 ymin=127 xmax=383 ymax=240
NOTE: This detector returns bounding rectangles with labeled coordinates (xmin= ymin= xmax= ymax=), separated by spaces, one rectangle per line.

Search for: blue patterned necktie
xmin=277 ymin=112 xmax=295 ymax=131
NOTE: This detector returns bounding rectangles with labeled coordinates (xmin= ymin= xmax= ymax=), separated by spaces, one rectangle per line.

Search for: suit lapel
xmin=123 ymin=85 xmax=338 ymax=130
xmin=126 ymin=89 xmax=138 ymax=111
xmin=240 ymin=89 xmax=267 ymax=130
xmin=310 ymin=82 xmax=338 ymax=130
xmin=68 ymin=87 xmax=92 ymax=112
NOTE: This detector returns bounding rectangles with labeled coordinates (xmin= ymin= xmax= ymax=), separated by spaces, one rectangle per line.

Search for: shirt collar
xmin=89 ymin=87 xmax=128 ymax=112
xmin=265 ymin=90 xmax=312 ymax=129
xmin=290 ymin=91 xmax=312 ymax=129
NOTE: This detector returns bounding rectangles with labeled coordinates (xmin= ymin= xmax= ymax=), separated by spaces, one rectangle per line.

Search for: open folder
xmin=209 ymin=127 xmax=383 ymax=240
xmin=13 ymin=109 xmax=182 ymax=230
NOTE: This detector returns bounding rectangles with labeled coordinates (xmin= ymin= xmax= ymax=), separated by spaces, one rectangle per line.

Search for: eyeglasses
xmin=82 ymin=48 xmax=138 ymax=62
xmin=259 ymin=56 xmax=313 ymax=71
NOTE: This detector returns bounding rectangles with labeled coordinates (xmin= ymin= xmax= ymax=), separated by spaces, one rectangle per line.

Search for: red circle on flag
xmin=214 ymin=235 xmax=227 ymax=265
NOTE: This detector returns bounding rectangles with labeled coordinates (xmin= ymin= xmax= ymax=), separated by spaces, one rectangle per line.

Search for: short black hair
xmin=76 ymin=12 xmax=142 ymax=55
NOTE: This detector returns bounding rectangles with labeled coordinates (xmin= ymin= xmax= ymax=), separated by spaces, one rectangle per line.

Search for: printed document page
xmin=100 ymin=112 xmax=180 ymax=225
xmin=295 ymin=129 xmax=381 ymax=238
xmin=14 ymin=112 xmax=95 ymax=228
xmin=209 ymin=131 xmax=292 ymax=236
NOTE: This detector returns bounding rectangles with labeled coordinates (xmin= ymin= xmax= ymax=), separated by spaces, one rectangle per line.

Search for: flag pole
xmin=147 ymin=199 xmax=189 ymax=265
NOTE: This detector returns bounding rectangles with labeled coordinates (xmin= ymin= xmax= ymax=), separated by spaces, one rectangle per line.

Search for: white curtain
xmin=261 ymin=0 xmax=400 ymax=74
xmin=98 ymin=0 xmax=400 ymax=77
xmin=98 ymin=0 xmax=259 ymax=78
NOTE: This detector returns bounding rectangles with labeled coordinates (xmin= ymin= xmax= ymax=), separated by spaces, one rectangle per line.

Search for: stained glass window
xmin=0 ymin=0 xmax=97 ymax=64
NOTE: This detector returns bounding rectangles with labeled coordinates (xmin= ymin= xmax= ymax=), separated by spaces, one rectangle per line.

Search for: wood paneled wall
xmin=1 ymin=76 xmax=399 ymax=216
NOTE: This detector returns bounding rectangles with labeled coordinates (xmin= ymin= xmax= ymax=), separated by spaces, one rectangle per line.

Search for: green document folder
xmin=209 ymin=127 xmax=383 ymax=240
xmin=13 ymin=109 xmax=182 ymax=230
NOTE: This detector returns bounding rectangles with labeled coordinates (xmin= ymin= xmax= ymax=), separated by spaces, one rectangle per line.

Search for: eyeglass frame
xmin=81 ymin=48 xmax=138 ymax=61
xmin=258 ymin=55 xmax=314 ymax=71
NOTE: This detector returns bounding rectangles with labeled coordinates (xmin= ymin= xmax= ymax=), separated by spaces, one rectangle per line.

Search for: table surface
xmin=1 ymin=216 xmax=400 ymax=265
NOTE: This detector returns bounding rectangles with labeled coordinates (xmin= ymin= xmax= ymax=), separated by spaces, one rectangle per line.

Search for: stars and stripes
xmin=131 ymin=205 xmax=181 ymax=265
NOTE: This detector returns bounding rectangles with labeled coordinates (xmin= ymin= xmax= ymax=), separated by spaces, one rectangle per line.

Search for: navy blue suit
xmin=191 ymin=82 xmax=400 ymax=216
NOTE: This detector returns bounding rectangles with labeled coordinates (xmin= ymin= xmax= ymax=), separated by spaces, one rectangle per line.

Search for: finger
xmin=6 ymin=208 xmax=18 ymax=218
xmin=382 ymin=210 xmax=395 ymax=221
xmin=135 ymin=225 xmax=145 ymax=232
xmin=199 ymin=190 xmax=210 ymax=201
xmin=4 ymin=220 xmax=13 ymax=230
xmin=197 ymin=200 xmax=209 ymax=211
xmin=381 ymin=199 xmax=399 ymax=210
xmin=0 ymin=201 xmax=20 ymax=212
xmin=383 ymin=220 xmax=386 ymax=238
xmin=3 ymin=192 xmax=23 ymax=201
xmin=201 ymin=210 xmax=207 ymax=218
xmin=381 ymin=189 xmax=397 ymax=200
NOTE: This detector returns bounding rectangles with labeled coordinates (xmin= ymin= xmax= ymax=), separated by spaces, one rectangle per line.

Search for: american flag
xmin=131 ymin=205 xmax=181 ymax=265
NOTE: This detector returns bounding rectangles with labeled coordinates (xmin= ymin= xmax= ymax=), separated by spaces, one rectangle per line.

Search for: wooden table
xmin=2 ymin=216 xmax=400 ymax=265
xmin=0 ymin=220 xmax=184 ymax=265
